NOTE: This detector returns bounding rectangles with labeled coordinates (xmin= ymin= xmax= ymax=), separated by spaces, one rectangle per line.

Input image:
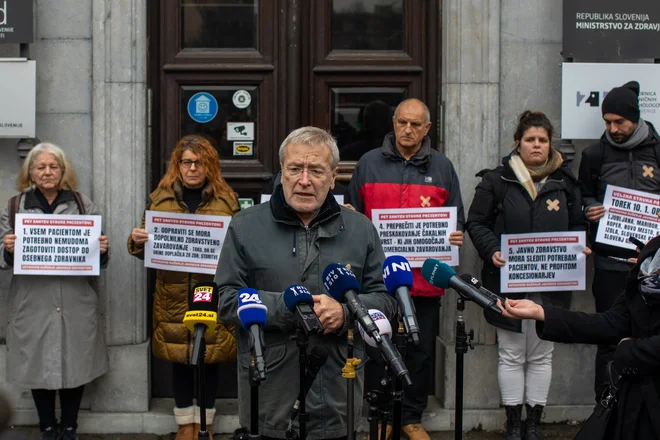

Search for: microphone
xmin=383 ymin=255 xmax=420 ymax=345
xmin=289 ymin=345 xmax=330 ymax=422
xmin=283 ymin=284 xmax=324 ymax=335
xmin=237 ymin=288 xmax=268 ymax=381
xmin=183 ymin=282 xmax=220 ymax=366
xmin=459 ymin=274 xmax=506 ymax=304
xmin=421 ymin=259 xmax=502 ymax=315
xmin=322 ymin=263 xmax=382 ymax=344
xmin=358 ymin=309 xmax=412 ymax=387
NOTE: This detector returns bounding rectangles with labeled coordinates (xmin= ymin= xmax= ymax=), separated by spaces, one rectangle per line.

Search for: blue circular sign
xmin=187 ymin=92 xmax=218 ymax=123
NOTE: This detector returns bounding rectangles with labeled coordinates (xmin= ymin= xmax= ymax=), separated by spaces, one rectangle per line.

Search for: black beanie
xmin=601 ymin=81 xmax=640 ymax=123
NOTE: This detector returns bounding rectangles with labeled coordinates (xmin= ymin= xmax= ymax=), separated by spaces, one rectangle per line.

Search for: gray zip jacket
xmin=215 ymin=186 xmax=396 ymax=439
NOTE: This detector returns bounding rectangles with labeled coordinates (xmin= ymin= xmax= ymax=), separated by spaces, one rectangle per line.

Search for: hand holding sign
xmin=586 ymin=205 xmax=606 ymax=222
xmin=2 ymin=234 xmax=16 ymax=253
xmin=131 ymin=228 xmax=149 ymax=245
xmin=100 ymin=235 xmax=108 ymax=254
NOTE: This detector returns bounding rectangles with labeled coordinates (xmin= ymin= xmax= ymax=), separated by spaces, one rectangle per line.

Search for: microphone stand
xmin=454 ymin=297 xmax=474 ymax=440
xmin=377 ymin=363 xmax=393 ymax=440
xmin=286 ymin=327 xmax=309 ymax=440
xmin=342 ymin=328 xmax=361 ymax=440
xmin=248 ymin=357 xmax=263 ymax=440
xmin=391 ymin=321 xmax=406 ymax=440
xmin=191 ymin=326 xmax=210 ymax=440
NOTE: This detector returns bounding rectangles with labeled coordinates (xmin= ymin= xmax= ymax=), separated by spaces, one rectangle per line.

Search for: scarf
xmin=605 ymin=118 xmax=649 ymax=149
xmin=509 ymin=149 xmax=563 ymax=200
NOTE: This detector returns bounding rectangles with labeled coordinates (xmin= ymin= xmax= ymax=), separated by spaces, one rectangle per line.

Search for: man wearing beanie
xmin=578 ymin=80 xmax=660 ymax=401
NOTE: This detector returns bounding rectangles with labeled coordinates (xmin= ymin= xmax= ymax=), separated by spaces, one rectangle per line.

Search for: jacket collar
xmin=24 ymin=188 xmax=74 ymax=211
xmin=499 ymin=152 xmax=570 ymax=183
xmin=269 ymin=183 xmax=341 ymax=228
xmin=151 ymin=181 xmax=214 ymax=206
xmin=381 ymin=133 xmax=432 ymax=169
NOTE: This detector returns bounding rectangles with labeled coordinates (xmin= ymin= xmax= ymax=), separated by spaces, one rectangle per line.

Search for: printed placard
xmin=371 ymin=207 xmax=459 ymax=267
xmin=595 ymin=185 xmax=660 ymax=250
xmin=14 ymin=214 xmax=102 ymax=276
xmin=144 ymin=211 xmax=231 ymax=275
xmin=501 ymin=232 xmax=587 ymax=293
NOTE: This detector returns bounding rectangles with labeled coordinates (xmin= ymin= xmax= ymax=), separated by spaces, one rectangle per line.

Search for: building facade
xmin=0 ymin=0 xmax=602 ymax=433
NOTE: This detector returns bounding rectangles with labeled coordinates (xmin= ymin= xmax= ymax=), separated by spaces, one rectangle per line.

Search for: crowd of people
xmin=0 ymin=82 xmax=658 ymax=440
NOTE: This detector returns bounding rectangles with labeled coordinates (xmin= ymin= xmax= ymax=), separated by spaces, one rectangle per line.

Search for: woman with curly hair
xmin=128 ymin=135 xmax=239 ymax=440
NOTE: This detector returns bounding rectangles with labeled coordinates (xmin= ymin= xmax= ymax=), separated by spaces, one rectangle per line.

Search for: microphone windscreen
xmin=358 ymin=309 xmax=392 ymax=347
xmin=189 ymin=282 xmax=219 ymax=312
xmin=237 ymin=288 xmax=267 ymax=329
xmin=460 ymin=274 xmax=482 ymax=289
xmin=383 ymin=255 xmax=413 ymax=293
xmin=421 ymin=258 xmax=456 ymax=289
xmin=283 ymin=284 xmax=314 ymax=311
xmin=322 ymin=263 xmax=360 ymax=302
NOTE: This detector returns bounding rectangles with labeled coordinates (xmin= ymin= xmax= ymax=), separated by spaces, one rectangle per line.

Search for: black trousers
xmin=592 ymin=268 xmax=628 ymax=402
xmin=31 ymin=386 xmax=85 ymax=431
xmin=364 ymin=296 xmax=440 ymax=426
xmin=172 ymin=361 xmax=219 ymax=409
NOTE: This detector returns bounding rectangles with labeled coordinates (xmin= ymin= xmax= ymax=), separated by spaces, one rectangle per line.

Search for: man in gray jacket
xmin=215 ymin=126 xmax=397 ymax=440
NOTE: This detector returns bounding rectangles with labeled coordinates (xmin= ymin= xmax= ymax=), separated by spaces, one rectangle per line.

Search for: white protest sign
xmin=595 ymin=185 xmax=660 ymax=250
xmin=14 ymin=214 xmax=102 ymax=276
xmin=371 ymin=207 xmax=458 ymax=267
xmin=501 ymin=231 xmax=587 ymax=293
xmin=144 ymin=211 xmax=231 ymax=275
xmin=260 ymin=193 xmax=345 ymax=205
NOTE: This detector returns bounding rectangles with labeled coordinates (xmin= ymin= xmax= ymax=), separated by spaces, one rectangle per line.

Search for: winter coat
xmin=466 ymin=154 xmax=586 ymax=331
xmin=538 ymin=234 xmax=660 ymax=440
xmin=347 ymin=133 xmax=466 ymax=297
xmin=0 ymin=190 xmax=109 ymax=389
xmin=578 ymin=121 xmax=660 ymax=270
xmin=127 ymin=181 xmax=239 ymax=364
xmin=215 ymin=185 xmax=397 ymax=440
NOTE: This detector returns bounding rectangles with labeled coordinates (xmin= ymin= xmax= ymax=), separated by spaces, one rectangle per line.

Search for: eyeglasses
xmin=180 ymin=160 xmax=203 ymax=169
xmin=283 ymin=166 xmax=331 ymax=179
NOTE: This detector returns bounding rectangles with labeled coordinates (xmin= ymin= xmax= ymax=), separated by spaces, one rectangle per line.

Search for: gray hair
xmin=278 ymin=126 xmax=340 ymax=168
xmin=17 ymin=142 xmax=79 ymax=191
xmin=394 ymin=98 xmax=431 ymax=124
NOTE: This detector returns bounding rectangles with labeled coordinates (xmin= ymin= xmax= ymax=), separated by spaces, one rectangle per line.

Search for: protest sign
xmin=144 ymin=211 xmax=231 ymax=274
xmin=595 ymin=184 xmax=660 ymax=250
xmin=501 ymin=231 xmax=587 ymax=293
xmin=14 ymin=214 xmax=102 ymax=276
xmin=371 ymin=207 xmax=458 ymax=267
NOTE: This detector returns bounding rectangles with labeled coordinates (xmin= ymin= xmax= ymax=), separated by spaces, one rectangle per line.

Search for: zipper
xmin=629 ymin=151 xmax=634 ymax=188
xmin=306 ymin=226 xmax=311 ymax=251
xmin=186 ymin=272 xmax=192 ymax=364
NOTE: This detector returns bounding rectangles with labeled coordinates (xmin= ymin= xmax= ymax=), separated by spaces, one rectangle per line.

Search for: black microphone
xmin=322 ymin=263 xmax=382 ymax=344
xmin=183 ymin=282 xmax=220 ymax=366
xmin=283 ymin=284 xmax=323 ymax=335
xmin=289 ymin=345 xmax=330 ymax=422
xmin=421 ymin=259 xmax=502 ymax=315
xmin=459 ymin=274 xmax=506 ymax=304
xmin=236 ymin=288 xmax=268 ymax=381
xmin=383 ymin=255 xmax=420 ymax=345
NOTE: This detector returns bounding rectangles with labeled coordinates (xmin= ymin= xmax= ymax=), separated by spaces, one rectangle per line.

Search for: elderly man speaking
xmin=215 ymin=126 xmax=396 ymax=440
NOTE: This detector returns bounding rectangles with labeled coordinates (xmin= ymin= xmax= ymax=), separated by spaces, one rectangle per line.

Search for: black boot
xmin=504 ymin=405 xmax=523 ymax=440
xmin=40 ymin=425 xmax=58 ymax=440
xmin=524 ymin=404 xmax=544 ymax=440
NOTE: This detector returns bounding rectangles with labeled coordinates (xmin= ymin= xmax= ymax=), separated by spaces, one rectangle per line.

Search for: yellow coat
xmin=128 ymin=182 xmax=239 ymax=364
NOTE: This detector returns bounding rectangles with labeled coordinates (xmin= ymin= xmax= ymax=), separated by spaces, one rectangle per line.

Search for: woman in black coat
xmin=466 ymin=111 xmax=588 ymax=440
xmin=500 ymin=234 xmax=660 ymax=440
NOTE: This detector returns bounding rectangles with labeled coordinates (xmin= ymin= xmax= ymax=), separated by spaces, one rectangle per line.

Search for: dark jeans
xmin=364 ymin=296 xmax=440 ymax=426
xmin=31 ymin=386 xmax=85 ymax=431
xmin=172 ymin=361 xmax=219 ymax=409
xmin=592 ymin=268 xmax=628 ymax=402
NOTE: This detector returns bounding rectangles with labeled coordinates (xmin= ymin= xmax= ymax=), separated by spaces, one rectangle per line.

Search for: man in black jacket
xmin=578 ymin=80 xmax=660 ymax=401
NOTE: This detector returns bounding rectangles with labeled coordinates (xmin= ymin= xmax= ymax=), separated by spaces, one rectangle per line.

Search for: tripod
xmin=248 ymin=356 xmax=263 ymax=440
xmin=286 ymin=328 xmax=310 ymax=440
xmin=454 ymin=297 xmax=474 ymax=440
xmin=342 ymin=328 xmax=361 ymax=440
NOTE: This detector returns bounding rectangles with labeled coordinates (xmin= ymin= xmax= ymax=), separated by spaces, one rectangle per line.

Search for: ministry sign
xmin=563 ymin=0 xmax=660 ymax=60
xmin=0 ymin=0 xmax=33 ymax=44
